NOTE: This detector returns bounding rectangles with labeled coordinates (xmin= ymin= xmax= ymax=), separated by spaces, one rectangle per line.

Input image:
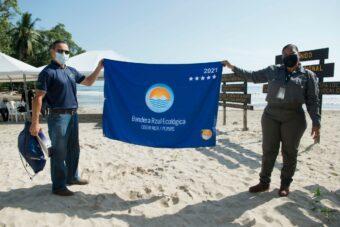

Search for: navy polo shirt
xmin=36 ymin=61 xmax=86 ymax=109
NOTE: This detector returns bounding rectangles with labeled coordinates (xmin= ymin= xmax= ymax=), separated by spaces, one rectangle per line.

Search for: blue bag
xmin=18 ymin=121 xmax=46 ymax=174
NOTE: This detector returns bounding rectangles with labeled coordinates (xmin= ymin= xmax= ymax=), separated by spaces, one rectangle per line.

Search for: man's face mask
xmin=55 ymin=52 xmax=69 ymax=65
xmin=283 ymin=54 xmax=298 ymax=68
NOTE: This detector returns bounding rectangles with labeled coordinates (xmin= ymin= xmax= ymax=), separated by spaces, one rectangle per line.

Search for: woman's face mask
xmin=283 ymin=54 xmax=298 ymax=68
xmin=55 ymin=52 xmax=70 ymax=65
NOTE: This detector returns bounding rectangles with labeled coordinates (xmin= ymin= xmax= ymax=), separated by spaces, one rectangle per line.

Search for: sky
xmin=17 ymin=0 xmax=340 ymax=80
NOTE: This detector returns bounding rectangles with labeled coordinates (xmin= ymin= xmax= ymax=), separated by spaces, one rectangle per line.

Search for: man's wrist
xmin=31 ymin=118 xmax=39 ymax=125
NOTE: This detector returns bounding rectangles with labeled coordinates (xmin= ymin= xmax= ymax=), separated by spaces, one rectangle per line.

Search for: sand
xmin=0 ymin=108 xmax=339 ymax=226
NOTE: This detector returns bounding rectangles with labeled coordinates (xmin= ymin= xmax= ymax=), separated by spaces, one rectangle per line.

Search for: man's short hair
xmin=282 ymin=44 xmax=299 ymax=53
xmin=50 ymin=40 xmax=68 ymax=50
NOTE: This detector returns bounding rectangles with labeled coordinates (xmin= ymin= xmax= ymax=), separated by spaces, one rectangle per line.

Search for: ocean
xmin=77 ymin=81 xmax=340 ymax=110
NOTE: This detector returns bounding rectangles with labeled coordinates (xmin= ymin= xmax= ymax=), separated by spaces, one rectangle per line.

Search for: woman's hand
xmin=221 ymin=60 xmax=235 ymax=70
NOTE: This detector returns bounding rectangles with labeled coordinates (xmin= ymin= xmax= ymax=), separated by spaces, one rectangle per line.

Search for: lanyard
xmin=284 ymin=70 xmax=291 ymax=85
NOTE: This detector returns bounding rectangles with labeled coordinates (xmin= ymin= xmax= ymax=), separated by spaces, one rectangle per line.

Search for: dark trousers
xmin=260 ymin=105 xmax=307 ymax=187
xmin=0 ymin=108 xmax=9 ymax=122
xmin=48 ymin=113 xmax=80 ymax=192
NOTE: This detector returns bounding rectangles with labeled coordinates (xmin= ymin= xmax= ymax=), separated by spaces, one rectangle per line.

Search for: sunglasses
xmin=56 ymin=49 xmax=70 ymax=55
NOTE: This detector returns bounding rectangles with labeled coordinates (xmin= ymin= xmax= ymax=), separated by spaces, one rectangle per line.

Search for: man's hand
xmin=221 ymin=60 xmax=235 ymax=70
xmin=29 ymin=122 xmax=41 ymax=136
xmin=311 ymin=126 xmax=320 ymax=140
xmin=81 ymin=59 xmax=104 ymax=86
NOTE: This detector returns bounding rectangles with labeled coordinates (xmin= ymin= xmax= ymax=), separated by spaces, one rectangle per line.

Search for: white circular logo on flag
xmin=145 ymin=84 xmax=174 ymax=113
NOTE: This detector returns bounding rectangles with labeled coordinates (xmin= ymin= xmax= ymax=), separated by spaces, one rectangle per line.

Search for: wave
xmin=150 ymin=99 xmax=170 ymax=108
xmin=77 ymin=91 xmax=104 ymax=96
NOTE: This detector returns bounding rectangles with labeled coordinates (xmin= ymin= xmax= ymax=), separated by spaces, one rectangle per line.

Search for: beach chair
xmin=6 ymin=101 xmax=26 ymax=122
xmin=6 ymin=101 xmax=18 ymax=122
xmin=15 ymin=101 xmax=27 ymax=121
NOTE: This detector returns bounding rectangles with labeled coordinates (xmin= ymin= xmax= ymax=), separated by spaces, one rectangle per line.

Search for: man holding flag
xmin=30 ymin=40 xmax=103 ymax=196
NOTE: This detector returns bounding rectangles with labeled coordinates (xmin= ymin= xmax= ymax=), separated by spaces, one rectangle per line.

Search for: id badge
xmin=276 ymin=87 xmax=286 ymax=100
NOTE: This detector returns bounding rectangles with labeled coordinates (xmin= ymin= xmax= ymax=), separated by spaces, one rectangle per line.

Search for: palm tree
xmin=11 ymin=12 xmax=40 ymax=61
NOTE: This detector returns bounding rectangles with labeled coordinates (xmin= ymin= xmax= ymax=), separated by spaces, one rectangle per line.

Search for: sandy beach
xmin=0 ymin=108 xmax=339 ymax=226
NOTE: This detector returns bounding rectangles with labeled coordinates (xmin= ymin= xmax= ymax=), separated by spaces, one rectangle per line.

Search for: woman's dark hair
xmin=282 ymin=44 xmax=299 ymax=53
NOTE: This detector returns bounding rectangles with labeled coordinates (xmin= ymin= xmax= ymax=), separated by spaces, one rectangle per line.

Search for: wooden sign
xmin=222 ymin=73 xmax=245 ymax=82
xmin=220 ymin=93 xmax=251 ymax=104
xmin=263 ymin=82 xmax=340 ymax=95
xmin=222 ymin=84 xmax=245 ymax=92
xmin=319 ymin=82 xmax=340 ymax=94
xmin=220 ymin=74 xmax=252 ymax=130
xmin=275 ymin=48 xmax=329 ymax=64
xmin=303 ymin=63 xmax=334 ymax=78
xmin=219 ymin=103 xmax=254 ymax=110
xmin=263 ymin=84 xmax=268 ymax=93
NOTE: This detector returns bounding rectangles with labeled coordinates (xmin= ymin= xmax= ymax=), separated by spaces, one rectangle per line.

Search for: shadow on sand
xmin=0 ymin=184 xmax=161 ymax=220
xmin=0 ymin=184 xmax=338 ymax=226
xmin=195 ymin=129 xmax=263 ymax=170
xmin=101 ymin=185 xmax=340 ymax=226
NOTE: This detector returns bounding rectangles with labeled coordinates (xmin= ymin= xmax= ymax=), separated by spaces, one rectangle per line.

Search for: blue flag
xmin=103 ymin=59 xmax=222 ymax=148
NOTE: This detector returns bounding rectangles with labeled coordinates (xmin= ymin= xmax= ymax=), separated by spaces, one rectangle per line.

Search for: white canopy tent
xmin=0 ymin=52 xmax=40 ymax=121
xmin=0 ymin=52 xmax=39 ymax=83
xmin=38 ymin=50 xmax=129 ymax=80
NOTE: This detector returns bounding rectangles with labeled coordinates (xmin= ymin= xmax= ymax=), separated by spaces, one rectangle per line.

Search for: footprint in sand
xmin=82 ymin=167 xmax=94 ymax=174
xmin=93 ymin=194 xmax=106 ymax=208
xmin=147 ymin=169 xmax=154 ymax=173
xmin=215 ymin=192 xmax=224 ymax=199
xmin=136 ymin=166 xmax=146 ymax=174
xmin=136 ymin=167 xmax=161 ymax=176
xmin=144 ymin=187 xmax=152 ymax=194
xmin=244 ymin=177 xmax=253 ymax=182
xmin=171 ymin=193 xmax=179 ymax=205
xmin=160 ymin=197 xmax=170 ymax=207
xmin=330 ymin=172 xmax=339 ymax=176
xmin=247 ymin=169 xmax=256 ymax=175
xmin=263 ymin=214 xmax=274 ymax=223
xmin=85 ymin=144 xmax=96 ymax=149
xmin=159 ymin=194 xmax=179 ymax=206
xmin=240 ymin=218 xmax=256 ymax=226
xmin=129 ymin=190 xmax=143 ymax=200
xmin=158 ymin=185 xmax=165 ymax=193
xmin=178 ymin=185 xmax=193 ymax=198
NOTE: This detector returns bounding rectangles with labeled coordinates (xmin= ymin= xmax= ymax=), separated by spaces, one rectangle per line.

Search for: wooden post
xmin=243 ymin=80 xmax=248 ymax=131
xmin=220 ymin=73 xmax=253 ymax=128
xmin=23 ymin=73 xmax=31 ymax=122
xmin=315 ymin=59 xmax=324 ymax=144
xmin=223 ymin=81 xmax=226 ymax=125
xmin=223 ymin=103 xmax=226 ymax=126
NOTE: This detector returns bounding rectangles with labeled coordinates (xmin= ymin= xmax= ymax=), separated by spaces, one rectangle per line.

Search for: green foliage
xmin=0 ymin=0 xmax=19 ymax=18
xmin=311 ymin=186 xmax=337 ymax=220
xmin=320 ymin=207 xmax=335 ymax=219
xmin=314 ymin=187 xmax=321 ymax=197
xmin=0 ymin=0 xmax=85 ymax=68
xmin=30 ymin=23 xmax=85 ymax=67
xmin=0 ymin=0 xmax=19 ymax=54
xmin=10 ymin=12 xmax=40 ymax=62
xmin=0 ymin=0 xmax=85 ymax=96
